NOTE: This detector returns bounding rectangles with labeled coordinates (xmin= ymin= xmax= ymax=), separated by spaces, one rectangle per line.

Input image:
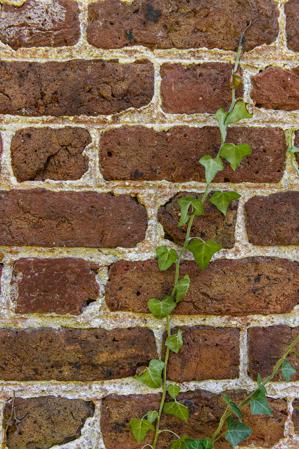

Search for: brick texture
xmin=285 ymin=0 xmax=299 ymax=52
xmin=293 ymin=399 xmax=299 ymax=433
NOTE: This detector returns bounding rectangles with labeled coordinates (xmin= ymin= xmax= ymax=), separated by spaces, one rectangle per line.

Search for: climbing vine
xmin=130 ymin=33 xmax=299 ymax=449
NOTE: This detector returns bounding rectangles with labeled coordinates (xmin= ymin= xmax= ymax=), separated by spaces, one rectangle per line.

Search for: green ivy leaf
xmin=215 ymin=108 xmax=228 ymax=143
xmin=225 ymin=100 xmax=253 ymax=125
xmin=281 ymin=360 xmax=296 ymax=381
xmin=135 ymin=359 xmax=165 ymax=388
xmin=146 ymin=410 xmax=159 ymax=424
xmin=209 ymin=191 xmax=241 ymax=216
xmin=129 ymin=418 xmax=154 ymax=443
xmin=166 ymin=330 xmax=183 ymax=353
xmin=168 ymin=384 xmax=181 ymax=400
xmin=185 ymin=438 xmax=213 ymax=449
xmin=178 ymin=196 xmax=204 ymax=227
xmin=187 ymin=238 xmax=221 ymax=271
xmin=250 ymin=390 xmax=272 ymax=416
xmin=223 ymin=394 xmax=242 ymax=421
xmin=175 ymin=275 xmax=190 ymax=302
xmin=220 ymin=143 xmax=252 ymax=171
xmin=199 ymin=155 xmax=224 ymax=184
xmin=163 ymin=401 xmax=189 ymax=422
xmin=171 ymin=438 xmax=188 ymax=449
xmin=225 ymin=417 xmax=252 ymax=447
xmin=156 ymin=246 xmax=177 ymax=271
xmin=148 ymin=296 xmax=176 ymax=319
xmin=289 ymin=146 xmax=299 ymax=154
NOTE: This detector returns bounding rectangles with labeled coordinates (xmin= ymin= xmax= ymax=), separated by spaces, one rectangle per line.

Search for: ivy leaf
xmin=225 ymin=417 xmax=252 ymax=447
xmin=209 ymin=191 xmax=241 ymax=216
xmin=289 ymin=146 xmax=299 ymax=154
xmin=281 ymin=360 xmax=296 ymax=381
xmin=171 ymin=438 xmax=188 ymax=449
xmin=168 ymin=384 xmax=181 ymax=400
xmin=215 ymin=108 xmax=228 ymax=143
xmin=135 ymin=359 xmax=165 ymax=388
xmin=187 ymin=238 xmax=221 ymax=271
xmin=175 ymin=275 xmax=190 ymax=302
xmin=220 ymin=143 xmax=252 ymax=171
xmin=163 ymin=401 xmax=189 ymax=422
xmin=250 ymin=390 xmax=272 ymax=416
xmin=148 ymin=296 xmax=176 ymax=319
xmin=156 ymin=246 xmax=177 ymax=271
xmin=223 ymin=394 xmax=242 ymax=421
xmin=185 ymin=438 xmax=213 ymax=449
xmin=129 ymin=418 xmax=154 ymax=443
xmin=166 ymin=330 xmax=183 ymax=353
xmin=225 ymin=100 xmax=253 ymax=125
xmin=178 ymin=196 xmax=204 ymax=227
xmin=199 ymin=155 xmax=224 ymax=184
xmin=146 ymin=410 xmax=159 ymax=424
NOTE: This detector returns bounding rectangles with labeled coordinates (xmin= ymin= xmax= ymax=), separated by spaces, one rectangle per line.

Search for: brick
xmin=0 ymin=60 xmax=154 ymax=116
xmin=161 ymin=63 xmax=242 ymax=114
xmin=87 ymin=0 xmax=278 ymax=51
xmin=245 ymin=192 xmax=299 ymax=245
xmin=100 ymin=126 xmax=286 ymax=182
xmin=11 ymin=127 xmax=91 ymax=182
xmin=12 ymin=258 xmax=99 ymax=315
xmin=248 ymin=326 xmax=299 ymax=380
xmin=0 ymin=190 xmax=147 ymax=248
xmin=105 ymin=257 xmax=299 ymax=316
xmin=101 ymin=391 xmax=286 ymax=449
xmin=0 ymin=0 xmax=80 ymax=50
xmin=251 ymin=67 xmax=299 ymax=110
xmin=293 ymin=399 xmax=299 ymax=433
xmin=285 ymin=0 xmax=299 ymax=52
xmin=167 ymin=326 xmax=240 ymax=381
xmin=3 ymin=397 xmax=94 ymax=449
xmin=0 ymin=327 xmax=156 ymax=381
xmin=158 ymin=192 xmax=238 ymax=248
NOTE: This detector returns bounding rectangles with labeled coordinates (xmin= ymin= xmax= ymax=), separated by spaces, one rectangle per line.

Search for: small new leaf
xmin=171 ymin=438 xmax=188 ymax=449
xmin=148 ymin=296 xmax=176 ymax=319
xmin=129 ymin=418 xmax=154 ymax=443
xmin=146 ymin=410 xmax=159 ymax=424
xmin=166 ymin=330 xmax=183 ymax=353
xmin=215 ymin=108 xmax=228 ymax=143
xmin=289 ymin=146 xmax=299 ymax=154
xmin=135 ymin=359 xmax=165 ymax=388
xmin=250 ymin=390 xmax=272 ymax=416
xmin=175 ymin=275 xmax=190 ymax=302
xmin=281 ymin=360 xmax=296 ymax=381
xmin=223 ymin=394 xmax=242 ymax=421
xmin=185 ymin=438 xmax=213 ymax=449
xmin=188 ymin=238 xmax=221 ymax=271
xmin=209 ymin=191 xmax=241 ymax=216
xmin=225 ymin=100 xmax=253 ymax=125
xmin=178 ymin=196 xmax=204 ymax=227
xmin=199 ymin=155 xmax=224 ymax=184
xmin=163 ymin=401 xmax=189 ymax=422
xmin=156 ymin=246 xmax=177 ymax=271
xmin=168 ymin=383 xmax=181 ymax=400
xmin=220 ymin=143 xmax=252 ymax=171
xmin=225 ymin=417 xmax=252 ymax=448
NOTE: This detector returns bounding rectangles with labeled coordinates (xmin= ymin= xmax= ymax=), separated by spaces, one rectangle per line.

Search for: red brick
xmin=0 ymin=327 xmax=157 ymax=381
xmin=285 ymin=0 xmax=299 ymax=52
xmin=293 ymin=399 xmax=299 ymax=433
xmin=12 ymin=258 xmax=99 ymax=315
xmin=3 ymin=397 xmax=94 ymax=449
xmin=0 ymin=0 xmax=80 ymax=50
xmin=251 ymin=67 xmax=299 ymax=110
xmin=105 ymin=257 xmax=299 ymax=316
xmin=0 ymin=60 xmax=154 ymax=116
xmin=161 ymin=63 xmax=242 ymax=114
xmin=248 ymin=326 xmax=299 ymax=380
xmin=87 ymin=0 xmax=278 ymax=51
xmin=11 ymin=127 xmax=91 ymax=182
xmin=0 ymin=190 xmax=147 ymax=248
xmin=245 ymin=192 xmax=299 ymax=245
xmin=100 ymin=126 xmax=286 ymax=182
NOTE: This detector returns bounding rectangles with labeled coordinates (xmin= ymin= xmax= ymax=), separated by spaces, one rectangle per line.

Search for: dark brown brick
xmin=0 ymin=0 xmax=80 ymax=50
xmin=293 ymin=399 xmax=299 ymax=433
xmin=248 ymin=326 xmax=299 ymax=380
xmin=286 ymin=0 xmax=299 ymax=52
xmin=105 ymin=257 xmax=299 ymax=316
xmin=100 ymin=126 xmax=286 ymax=182
xmin=251 ymin=67 xmax=299 ymax=111
xmin=245 ymin=192 xmax=299 ymax=246
xmin=11 ymin=127 xmax=91 ymax=182
xmin=3 ymin=397 xmax=94 ymax=449
xmin=0 ymin=60 xmax=154 ymax=116
xmin=87 ymin=0 xmax=278 ymax=51
xmin=167 ymin=326 xmax=240 ymax=381
xmin=161 ymin=63 xmax=242 ymax=114
xmin=158 ymin=192 xmax=238 ymax=249
xmin=12 ymin=258 xmax=99 ymax=315
xmin=0 ymin=190 xmax=147 ymax=248
xmin=0 ymin=327 xmax=156 ymax=381
xmin=101 ymin=391 xmax=286 ymax=449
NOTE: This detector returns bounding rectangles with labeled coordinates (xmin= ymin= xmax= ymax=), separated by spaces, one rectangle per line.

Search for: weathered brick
xmin=87 ymin=0 xmax=278 ymax=51
xmin=285 ymin=0 xmax=299 ymax=52
xmin=167 ymin=326 xmax=240 ymax=381
xmin=3 ymin=397 xmax=94 ymax=449
xmin=105 ymin=257 xmax=299 ymax=316
xmin=0 ymin=60 xmax=154 ymax=116
xmin=293 ymin=399 xmax=299 ymax=433
xmin=161 ymin=63 xmax=242 ymax=114
xmin=251 ymin=67 xmax=299 ymax=110
xmin=101 ymin=391 xmax=286 ymax=449
xmin=0 ymin=190 xmax=147 ymax=248
xmin=100 ymin=126 xmax=286 ymax=182
xmin=248 ymin=326 xmax=299 ymax=380
xmin=11 ymin=127 xmax=91 ymax=182
xmin=0 ymin=0 xmax=80 ymax=50
xmin=158 ymin=192 xmax=238 ymax=248
xmin=245 ymin=192 xmax=299 ymax=245
xmin=12 ymin=258 xmax=99 ymax=315
xmin=0 ymin=327 xmax=156 ymax=381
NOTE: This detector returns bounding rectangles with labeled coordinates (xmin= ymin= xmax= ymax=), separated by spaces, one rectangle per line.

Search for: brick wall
xmin=0 ymin=0 xmax=298 ymax=448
